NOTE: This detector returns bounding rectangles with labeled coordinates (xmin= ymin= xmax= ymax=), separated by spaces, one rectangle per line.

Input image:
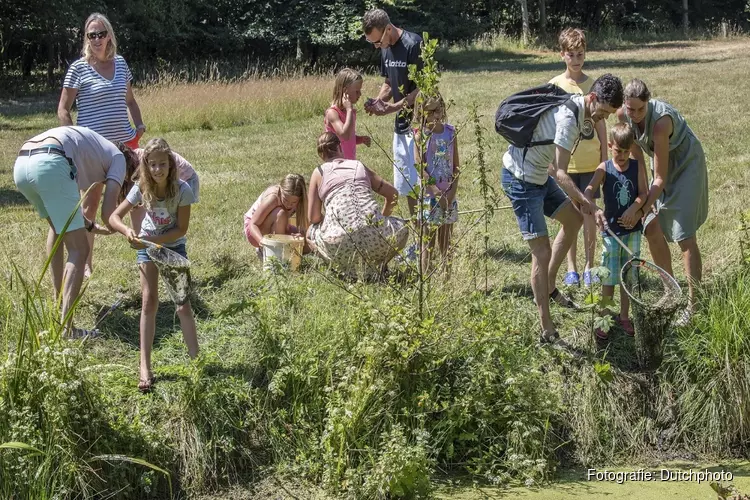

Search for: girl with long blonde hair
xmin=324 ymin=68 xmax=371 ymax=160
xmin=109 ymin=137 xmax=198 ymax=393
xmin=243 ymin=174 xmax=308 ymax=257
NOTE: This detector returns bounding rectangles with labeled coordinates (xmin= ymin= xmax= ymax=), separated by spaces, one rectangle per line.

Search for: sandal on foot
xmin=563 ymin=271 xmax=580 ymax=286
xmin=595 ymin=327 xmax=609 ymax=341
xmin=583 ymin=270 xmax=600 ymax=287
xmin=540 ymin=330 xmax=560 ymax=344
xmin=616 ymin=316 xmax=635 ymax=336
xmin=550 ymin=288 xmax=580 ymax=310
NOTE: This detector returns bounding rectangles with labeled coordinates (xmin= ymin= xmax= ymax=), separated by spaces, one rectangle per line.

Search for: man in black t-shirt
xmin=363 ymin=8 xmax=423 ymax=216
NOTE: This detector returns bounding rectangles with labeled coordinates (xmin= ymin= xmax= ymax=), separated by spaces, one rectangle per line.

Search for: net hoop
xmin=620 ymin=256 xmax=682 ymax=310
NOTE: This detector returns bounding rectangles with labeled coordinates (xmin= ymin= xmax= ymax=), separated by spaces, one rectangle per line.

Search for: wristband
xmin=136 ymin=124 xmax=146 ymax=132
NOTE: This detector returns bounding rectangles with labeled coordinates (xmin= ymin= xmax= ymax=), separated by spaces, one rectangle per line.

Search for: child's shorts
xmin=420 ymin=197 xmax=458 ymax=226
xmin=601 ymin=232 xmax=641 ymax=286
xmin=137 ymin=243 xmax=187 ymax=265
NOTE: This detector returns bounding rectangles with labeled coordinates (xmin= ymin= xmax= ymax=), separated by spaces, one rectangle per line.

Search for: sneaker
xmin=564 ymin=271 xmax=580 ymax=286
xmin=583 ymin=270 xmax=600 ymax=287
xmin=616 ymin=316 xmax=635 ymax=336
xmin=674 ymin=308 xmax=693 ymax=327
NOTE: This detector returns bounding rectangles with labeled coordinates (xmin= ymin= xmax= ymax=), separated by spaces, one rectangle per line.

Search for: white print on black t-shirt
xmin=385 ymin=60 xmax=407 ymax=68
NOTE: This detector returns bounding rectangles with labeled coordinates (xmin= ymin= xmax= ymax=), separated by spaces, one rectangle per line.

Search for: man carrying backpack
xmin=497 ymin=73 xmax=623 ymax=344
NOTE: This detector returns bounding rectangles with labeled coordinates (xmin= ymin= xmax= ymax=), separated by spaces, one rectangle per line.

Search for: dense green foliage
xmin=2 ymin=241 xmax=750 ymax=497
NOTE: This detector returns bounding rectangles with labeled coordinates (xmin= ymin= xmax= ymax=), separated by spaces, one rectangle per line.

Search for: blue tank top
xmin=602 ymin=159 xmax=642 ymax=236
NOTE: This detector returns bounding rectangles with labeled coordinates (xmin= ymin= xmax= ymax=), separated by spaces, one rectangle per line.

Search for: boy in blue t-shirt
xmin=585 ymin=122 xmax=648 ymax=340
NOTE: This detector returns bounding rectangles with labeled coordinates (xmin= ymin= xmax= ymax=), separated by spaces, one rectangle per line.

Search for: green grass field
xmin=1 ymin=38 xmax=750 ymax=498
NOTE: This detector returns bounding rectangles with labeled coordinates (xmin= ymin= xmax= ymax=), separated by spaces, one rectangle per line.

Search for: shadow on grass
xmin=501 ymin=282 xmax=534 ymax=300
xmin=0 ymin=93 xmax=58 ymax=118
xmin=485 ymin=245 xmax=531 ymax=264
xmin=197 ymin=251 xmax=254 ymax=290
xmin=442 ymin=52 xmax=723 ymax=74
xmin=95 ymin=290 xmax=211 ymax=349
xmin=0 ymin=188 xmax=30 ymax=207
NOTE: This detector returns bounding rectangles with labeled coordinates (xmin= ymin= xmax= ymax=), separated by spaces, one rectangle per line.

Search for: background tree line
xmin=1 ymin=0 xmax=748 ymax=87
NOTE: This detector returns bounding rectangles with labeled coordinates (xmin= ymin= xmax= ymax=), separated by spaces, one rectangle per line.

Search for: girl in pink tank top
xmin=324 ymin=68 xmax=371 ymax=160
xmin=243 ymin=174 xmax=308 ymax=250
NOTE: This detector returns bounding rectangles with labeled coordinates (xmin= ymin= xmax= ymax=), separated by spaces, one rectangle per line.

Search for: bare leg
xmin=438 ymin=223 xmax=454 ymax=279
xmin=677 ymin=236 xmax=702 ymax=310
xmin=582 ymin=212 xmax=597 ymax=273
xmin=271 ymin=208 xmax=290 ymax=235
xmin=619 ymin=285 xmax=630 ymax=320
xmin=130 ymin=205 xmax=147 ymax=234
xmin=644 ymin=217 xmax=673 ymax=276
xmin=528 ymin=236 xmax=555 ymax=333
xmin=46 ymin=226 xmax=64 ymax=300
xmin=549 ymin=203 xmax=583 ymax=297
xmin=566 ymin=202 xmax=580 ymax=274
xmin=176 ymin=301 xmax=199 ymax=358
xmin=81 ymin=183 xmax=104 ymax=276
xmin=566 ymin=239 xmax=578 ymax=274
xmin=601 ymin=285 xmax=615 ymax=304
xmin=50 ymin=223 xmax=89 ymax=331
xmin=139 ymin=262 xmax=159 ymax=385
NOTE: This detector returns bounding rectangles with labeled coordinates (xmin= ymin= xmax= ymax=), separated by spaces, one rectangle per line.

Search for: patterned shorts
xmin=420 ymin=198 xmax=458 ymax=226
xmin=309 ymin=182 xmax=409 ymax=273
xmin=601 ymin=232 xmax=641 ymax=286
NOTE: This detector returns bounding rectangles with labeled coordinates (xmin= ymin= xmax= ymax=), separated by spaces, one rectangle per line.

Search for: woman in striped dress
xmin=57 ymin=12 xmax=145 ymax=276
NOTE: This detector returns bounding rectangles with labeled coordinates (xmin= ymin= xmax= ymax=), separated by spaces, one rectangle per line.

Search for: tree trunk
xmin=520 ymin=0 xmax=530 ymax=45
xmin=47 ymin=37 xmax=56 ymax=87
xmin=539 ymin=0 xmax=547 ymax=34
xmin=296 ymin=36 xmax=303 ymax=62
xmin=682 ymin=0 xmax=689 ymax=36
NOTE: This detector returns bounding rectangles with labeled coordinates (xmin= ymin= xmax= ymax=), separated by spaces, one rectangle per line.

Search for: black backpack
xmin=494 ymin=83 xmax=580 ymax=150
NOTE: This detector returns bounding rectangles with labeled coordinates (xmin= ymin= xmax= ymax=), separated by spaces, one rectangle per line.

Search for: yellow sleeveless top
xmin=548 ymin=74 xmax=603 ymax=174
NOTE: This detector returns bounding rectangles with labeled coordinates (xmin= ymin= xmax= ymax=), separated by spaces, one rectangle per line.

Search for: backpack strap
xmin=522 ymin=98 xmax=581 ymax=163
xmin=562 ymin=99 xmax=580 ymax=128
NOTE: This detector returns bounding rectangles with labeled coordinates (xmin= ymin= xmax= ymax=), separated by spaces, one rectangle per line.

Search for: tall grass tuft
xmin=662 ymin=266 xmax=750 ymax=453
xmin=0 ymin=220 xmax=173 ymax=498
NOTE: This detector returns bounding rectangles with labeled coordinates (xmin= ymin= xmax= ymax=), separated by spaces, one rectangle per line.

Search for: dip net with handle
xmin=620 ymin=256 xmax=682 ymax=370
xmin=140 ymin=241 xmax=192 ymax=305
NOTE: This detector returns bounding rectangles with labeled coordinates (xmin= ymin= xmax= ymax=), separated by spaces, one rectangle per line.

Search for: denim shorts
xmin=501 ymin=168 xmax=570 ymax=241
xmin=137 ymin=243 xmax=187 ymax=264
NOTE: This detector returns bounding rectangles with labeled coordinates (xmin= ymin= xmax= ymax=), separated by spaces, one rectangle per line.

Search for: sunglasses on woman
xmin=86 ymin=30 xmax=108 ymax=40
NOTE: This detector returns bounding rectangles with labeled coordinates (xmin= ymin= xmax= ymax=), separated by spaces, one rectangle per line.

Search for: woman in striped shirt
xmin=58 ymin=12 xmax=146 ymax=276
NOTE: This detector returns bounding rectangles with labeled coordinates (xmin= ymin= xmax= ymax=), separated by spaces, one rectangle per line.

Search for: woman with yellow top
xmin=549 ymin=28 xmax=607 ymax=287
